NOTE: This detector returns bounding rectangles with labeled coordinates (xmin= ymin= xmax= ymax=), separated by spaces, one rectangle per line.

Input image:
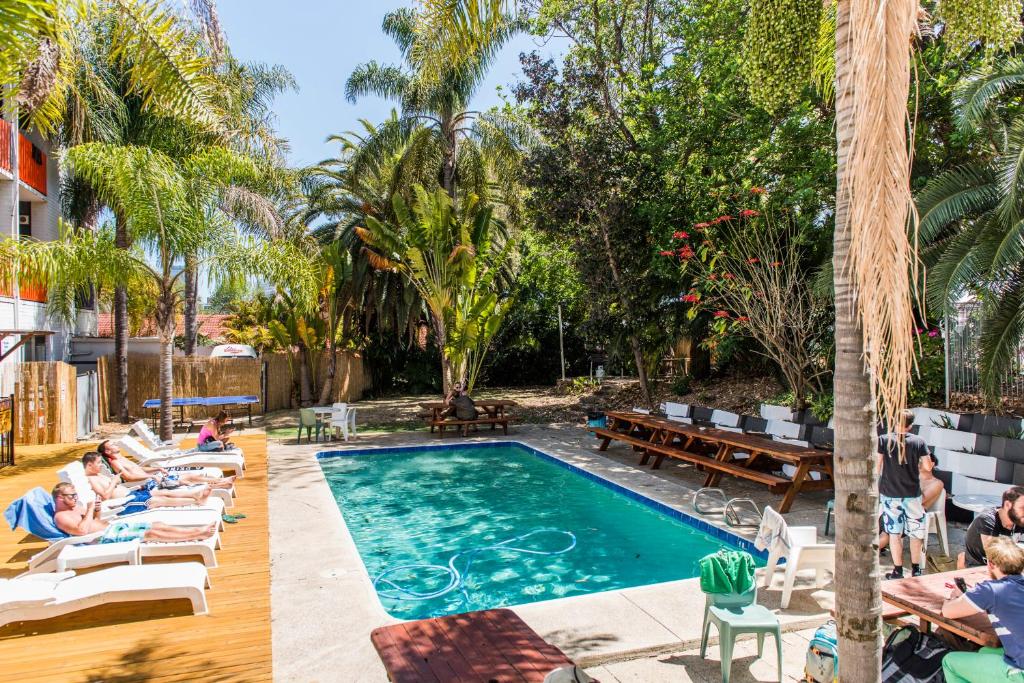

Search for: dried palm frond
xmin=839 ymin=0 xmax=920 ymax=452
xmin=16 ymin=37 xmax=59 ymax=111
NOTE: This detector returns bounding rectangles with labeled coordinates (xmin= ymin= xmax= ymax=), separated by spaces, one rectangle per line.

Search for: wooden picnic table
xmin=881 ymin=566 xmax=999 ymax=648
xmin=592 ymin=410 xmax=834 ymax=513
xmin=419 ymin=400 xmax=518 ymax=422
xmin=371 ymin=608 xmax=578 ymax=682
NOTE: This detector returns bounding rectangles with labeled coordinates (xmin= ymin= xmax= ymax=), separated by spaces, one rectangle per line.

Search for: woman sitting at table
xmin=941 ymin=537 xmax=1024 ymax=683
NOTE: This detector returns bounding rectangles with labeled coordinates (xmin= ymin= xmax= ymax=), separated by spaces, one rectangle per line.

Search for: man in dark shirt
xmin=961 ymin=486 xmax=1024 ymax=568
xmin=878 ymin=410 xmax=931 ymax=578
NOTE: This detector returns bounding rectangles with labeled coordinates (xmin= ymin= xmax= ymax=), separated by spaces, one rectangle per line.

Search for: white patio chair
xmin=0 ymin=562 xmax=210 ymax=627
xmin=119 ymin=436 xmax=245 ymax=477
xmin=329 ymin=402 xmax=357 ymax=442
xmin=758 ymin=507 xmax=835 ymax=609
xmin=923 ymin=489 xmax=951 ymax=558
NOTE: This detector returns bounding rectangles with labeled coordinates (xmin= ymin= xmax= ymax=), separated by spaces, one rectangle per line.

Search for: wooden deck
xmin=0 ymin=434 xmax=272 ymax=682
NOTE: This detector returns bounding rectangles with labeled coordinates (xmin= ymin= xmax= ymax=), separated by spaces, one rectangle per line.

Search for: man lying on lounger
xmin=97 ymin=440 xmax=235 ymax=490
xmin=52 ymin=482 xmax=217 ymax=543
xmin=82 ymin=452 xmax=214 ymax=511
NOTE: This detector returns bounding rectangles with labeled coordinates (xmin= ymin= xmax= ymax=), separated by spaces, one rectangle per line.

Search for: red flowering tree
xmin=671 ymin=211 xmax=830 ymax=409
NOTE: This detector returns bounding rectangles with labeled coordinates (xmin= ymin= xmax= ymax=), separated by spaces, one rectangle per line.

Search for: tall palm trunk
xmin=182 ymin=257 xmax=199 ymax=356
xmin=114 ymin=211 xmax=130 ymax=423
xmin=832 ymin=1 xmax=883 ymax=678
xmin=433 ymin=314 xmax=453 ymax=393
xmin=441 ymin=114 xmax=457 ymax=202
xmin=297 ymin=342 xmax=313 ymax=406
xmin=155 ymin=288 xmax=177 ymax=441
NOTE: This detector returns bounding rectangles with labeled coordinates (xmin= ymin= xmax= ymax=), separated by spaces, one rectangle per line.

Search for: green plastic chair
xmin=700 ymin=588 xmax=782 ymax=683
xmin=297 ymin=408 xmax=321 ymax=443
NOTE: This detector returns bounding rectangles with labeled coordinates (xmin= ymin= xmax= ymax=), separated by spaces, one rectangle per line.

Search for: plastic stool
xmin=700 ymin=599 xmax=782 ymax=683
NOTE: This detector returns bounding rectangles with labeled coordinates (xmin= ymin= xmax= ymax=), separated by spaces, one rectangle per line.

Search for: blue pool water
xmin=319 ymin=442 xmax=763 ymax=620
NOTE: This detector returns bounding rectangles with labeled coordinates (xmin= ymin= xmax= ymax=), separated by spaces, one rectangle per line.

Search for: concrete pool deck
xmin=268 ymin=423 xmax=840 ymax=682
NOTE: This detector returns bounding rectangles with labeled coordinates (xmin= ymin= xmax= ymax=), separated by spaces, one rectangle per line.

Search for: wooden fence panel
xmin=97 ymin=351 xmax=370 ymax=421
xmin=13 ymin=361 xmax=77 ymax=445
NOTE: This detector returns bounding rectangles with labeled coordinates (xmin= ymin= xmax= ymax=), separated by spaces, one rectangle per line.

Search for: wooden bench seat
xmin=432 ymin=416 xmax=510 ymax=437
xmin=590 ymin=427 xmax=789 ymax=490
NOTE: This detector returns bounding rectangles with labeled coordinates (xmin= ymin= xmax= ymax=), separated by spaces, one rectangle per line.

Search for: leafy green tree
xmin=6 ymin=143 xmax=317 ymax=439
xmin=357 ymin=185 xmax=514 ymax=392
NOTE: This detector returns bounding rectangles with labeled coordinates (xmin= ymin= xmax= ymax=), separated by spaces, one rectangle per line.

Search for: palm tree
xmin=917 ymin=58 xmax=1024 ymax=403
xmin=356 ymin=184 xmax=514 ymax=392
xmin=15 ymin=143 xmax=317 ymax=439
xmin=830 ymin=0 xmax=919 ymax=678
xmin=345 ymin=6 xmax=526 ymax=212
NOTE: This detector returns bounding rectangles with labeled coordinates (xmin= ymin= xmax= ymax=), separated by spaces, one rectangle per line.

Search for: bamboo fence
xmin=13 ymin=361 xmax=77 ymax=445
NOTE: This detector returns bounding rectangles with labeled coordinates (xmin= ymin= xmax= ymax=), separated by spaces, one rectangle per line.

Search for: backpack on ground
xmin=881 ymin=625 xmax=951 ymax=683
xmin=805 ymin=619 xmax=839 ymax=683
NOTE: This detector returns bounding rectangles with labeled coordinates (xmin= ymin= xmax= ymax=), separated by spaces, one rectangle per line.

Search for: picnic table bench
xmin=420 ymin=400 xmax=518 ymax=437
xmin=590 ymin=410 xmax=834 ymax=513
xmin=371 ymin=608 xmax=578 ymax=682
xmin=881 ymin=566 xmax=999 ymax=648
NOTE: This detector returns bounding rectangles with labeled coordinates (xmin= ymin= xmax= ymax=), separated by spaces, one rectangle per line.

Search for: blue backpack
xmin=805 ymin=620 xmax=839 ymax=683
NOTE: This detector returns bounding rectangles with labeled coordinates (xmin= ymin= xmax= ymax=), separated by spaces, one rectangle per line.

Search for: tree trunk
xmin=432 ymin=314 xmax=453 ymax=394
xmin=114 ymin=212 xmax=130 ymax=423
xmin=442 ymin=116 xmax=457 ymax=203
xmin=156 ymin=289 xmax=177 ymax=442
xmin=297 ymin=343 xmax=313 ymax=407
xmin=597 ymin=216 xmax=652 ymax=407
xmin=832 ymin=1 xmax=883 ymax=679
xmin=318 ymin=347 xmax=336 ymax=405
xmin=182 ymin=257 xmax=199 ymax=356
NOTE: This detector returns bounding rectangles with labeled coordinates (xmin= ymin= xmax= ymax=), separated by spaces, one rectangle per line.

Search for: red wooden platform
xmin=371 ymin=608 xmax=577 ymax=682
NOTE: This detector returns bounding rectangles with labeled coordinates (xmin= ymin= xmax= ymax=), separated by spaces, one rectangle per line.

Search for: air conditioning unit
xmin=18 ymin=215 xmax=29 ymax=225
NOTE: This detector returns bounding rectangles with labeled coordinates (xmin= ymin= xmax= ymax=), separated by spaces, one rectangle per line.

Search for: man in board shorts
xmin=878 ymin=409 xmax=930 ymax=578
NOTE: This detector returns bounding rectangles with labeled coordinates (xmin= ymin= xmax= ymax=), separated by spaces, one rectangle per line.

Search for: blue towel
xmin=3 ymin=487 xmax=68 ymax=541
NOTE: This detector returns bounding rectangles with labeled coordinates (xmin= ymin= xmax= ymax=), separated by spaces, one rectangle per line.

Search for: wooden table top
xmin=371 ymin=608 xmax=574 ymax=682
xmin=881 ymin=567 xmax=999 ymax=647
xmin=605 ymin=410 xmax=832 ymax=463
xmin=420 ymin=400 xmax=519 ymax=409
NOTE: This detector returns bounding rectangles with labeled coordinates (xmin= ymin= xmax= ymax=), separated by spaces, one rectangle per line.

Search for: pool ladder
xmin=692 ymin=488 xmax=762 ymax=527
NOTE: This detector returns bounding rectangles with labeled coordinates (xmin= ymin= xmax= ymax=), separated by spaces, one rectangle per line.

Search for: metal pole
xmin=943 ymin=307 xmax=951 ymax=408
xmin=557 ymin=303 xmax=566 ymax=381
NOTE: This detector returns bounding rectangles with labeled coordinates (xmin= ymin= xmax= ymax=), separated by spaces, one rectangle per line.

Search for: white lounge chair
xmin=119 ymin=436 xmax=245 ymax=476
xmin=131 ymin=420 xmax=179 ymax=451
xmin=923 ymin=489 xmax=951 ymax=558
xmin=26 ymin=510 xmax=223 ymax=574
xmin=0 ymin=562 xmax=210 ymax=627
xmin=757 ymin=506 xmax=835 ymax=609
xmin=57 ymin=461 xmax=227 ymax=517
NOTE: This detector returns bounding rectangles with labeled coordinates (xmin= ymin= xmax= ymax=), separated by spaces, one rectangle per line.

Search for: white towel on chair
xmin=754 ymin=505 xmax=791 ymax=557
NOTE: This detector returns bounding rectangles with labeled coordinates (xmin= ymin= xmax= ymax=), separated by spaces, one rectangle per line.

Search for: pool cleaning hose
xmin=373 ymin=528 xmax=577 ymax=602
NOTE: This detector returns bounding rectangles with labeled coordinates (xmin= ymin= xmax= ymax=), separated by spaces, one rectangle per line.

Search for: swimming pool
xmin=318 ymin=442 xmax=764 ymax=620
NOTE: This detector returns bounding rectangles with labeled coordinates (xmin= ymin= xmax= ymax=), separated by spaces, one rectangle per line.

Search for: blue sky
xmin=217 ymin=1 xmax=555 ymax=168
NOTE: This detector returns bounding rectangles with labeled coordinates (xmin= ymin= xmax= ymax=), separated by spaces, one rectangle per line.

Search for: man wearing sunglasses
xmin=52 ymin=482 xmax=216 ymax=543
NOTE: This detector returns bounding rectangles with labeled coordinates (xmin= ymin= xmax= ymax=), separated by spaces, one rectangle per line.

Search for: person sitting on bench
xmin=942 ymin=537 xmax=1024 ymax=683
xmin=197 ymin=411 xmax=234 ymax=452
xmin=448 ymin=386 xmax=478 ymax=421
xmin=958 ymin=486 xmax=1024 ymax=569
xmin=82 ymin=452 xmax=214 ymax=512
xmin=97 ymin=440 xmax=235 ymax=490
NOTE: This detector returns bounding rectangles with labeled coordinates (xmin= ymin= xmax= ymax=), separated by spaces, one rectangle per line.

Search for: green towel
xmin=699 ymin=550 xmax=755 ymax=594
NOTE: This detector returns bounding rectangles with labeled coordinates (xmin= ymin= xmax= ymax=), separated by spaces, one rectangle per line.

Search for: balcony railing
xmin=18 ymin=135 xmax=46 ymax=195
xmin=0 ymin=120 xmax=47 ymax=195
xmin=0 ymin=278 xmax=47 ymax=303
xmin=0 ymin=119 xmax=10 ymax=174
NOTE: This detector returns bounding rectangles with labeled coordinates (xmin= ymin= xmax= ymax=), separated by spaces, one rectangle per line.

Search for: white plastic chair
xmin=923 ymin=489 xmax=950 ymax=558
xmin=329 ymin=402 xmax=357 ymax=441
xmin=0 ymin=562 xmax=210 ymax=627
xmin=131 ymin=420 xmax=177 ymax=451
xmin=762 ymin=518 xmax=835 ymax=609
